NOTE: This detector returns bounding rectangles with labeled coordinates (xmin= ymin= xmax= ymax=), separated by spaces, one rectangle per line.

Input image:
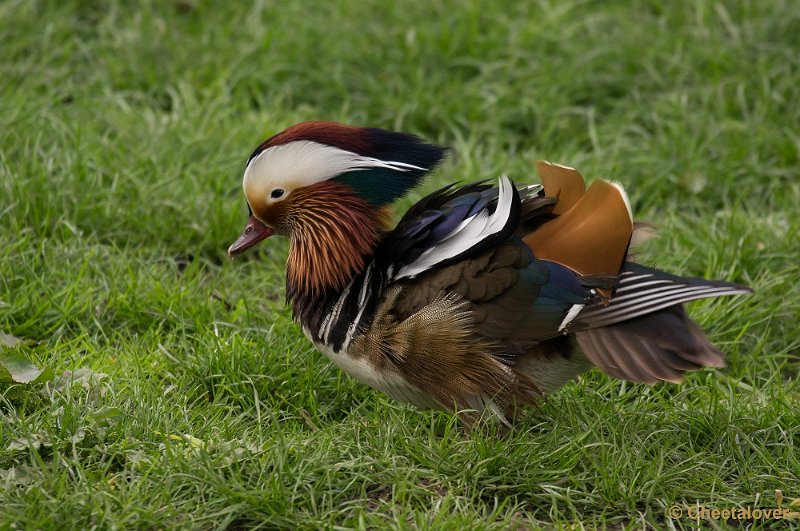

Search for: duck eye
xmin=270 ymin=189 xmax=285 ymax=199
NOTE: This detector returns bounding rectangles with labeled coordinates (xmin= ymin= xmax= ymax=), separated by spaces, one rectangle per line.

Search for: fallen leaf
xmin=45 ymin=368 xmax=108 ymax=394
xmin=0 ymin=464 xmax=44 ymax=487
xmin=0 ymin=331 xmax=23 ymax=348
xmin=0 ymin=351 xmax=52 ymax=384
xmin=7 ymin=432 xmax=52 ymax=452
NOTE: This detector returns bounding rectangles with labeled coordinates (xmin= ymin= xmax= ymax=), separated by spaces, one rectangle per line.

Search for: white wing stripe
xmin=395 ymin=176 xmax=516 ymax=279
xmin=558 ymin=304 xmax=585 ymax=332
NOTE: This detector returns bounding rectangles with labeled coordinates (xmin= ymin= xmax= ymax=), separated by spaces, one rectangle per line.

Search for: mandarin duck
xmin=229 ymin=121 xmax=751 ymax=426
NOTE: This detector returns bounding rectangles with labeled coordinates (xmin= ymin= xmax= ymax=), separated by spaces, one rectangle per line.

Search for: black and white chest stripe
xmin=307 ymin=263 xmax=385 ymax=354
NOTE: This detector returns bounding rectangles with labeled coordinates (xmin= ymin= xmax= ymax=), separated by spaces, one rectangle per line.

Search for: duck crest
xmin=247 ymin=121 xmax=447 ymax=208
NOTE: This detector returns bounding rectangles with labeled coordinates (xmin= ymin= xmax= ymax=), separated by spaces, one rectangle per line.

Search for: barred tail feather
xmin=575 ymin=263 xmax=752 ymax=330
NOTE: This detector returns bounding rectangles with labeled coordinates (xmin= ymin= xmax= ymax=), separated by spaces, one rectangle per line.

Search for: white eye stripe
xmin=244 ymin=140 xmax=428 ymax=195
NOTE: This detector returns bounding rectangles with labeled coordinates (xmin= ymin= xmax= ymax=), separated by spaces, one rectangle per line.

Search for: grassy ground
xmin=1 ymin=0 xmax=799 ymax=528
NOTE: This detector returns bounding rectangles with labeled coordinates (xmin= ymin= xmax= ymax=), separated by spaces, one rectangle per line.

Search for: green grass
xmin=1 ymin=0 xmax=799 ymax=528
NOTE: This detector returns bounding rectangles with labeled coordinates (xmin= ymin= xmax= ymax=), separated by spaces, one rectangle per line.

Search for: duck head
xmin=229 ymin=121 xmax=445 ymax=293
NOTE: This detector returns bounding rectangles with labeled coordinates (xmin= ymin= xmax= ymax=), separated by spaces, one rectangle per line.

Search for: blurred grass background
xmin=1 ymin=0 xmax=798 ymax=528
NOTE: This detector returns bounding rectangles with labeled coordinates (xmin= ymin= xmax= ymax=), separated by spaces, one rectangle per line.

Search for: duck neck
xmin=284 ymin=181 xmax=389 ymax=327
